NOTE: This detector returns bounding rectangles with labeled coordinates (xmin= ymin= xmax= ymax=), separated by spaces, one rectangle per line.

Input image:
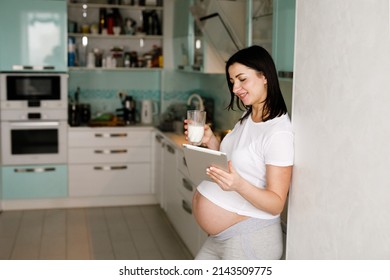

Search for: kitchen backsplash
xmin=68 ymin=70 xmax=291 ymax=131
xmin=68 ymin=87 xmax=160 ymax=118
xmin=68 ymin=70 xmax=161 ymax=122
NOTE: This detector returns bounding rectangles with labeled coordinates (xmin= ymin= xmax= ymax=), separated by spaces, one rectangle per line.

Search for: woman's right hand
xmin=183 ymin=119 xmax=220 ymax=150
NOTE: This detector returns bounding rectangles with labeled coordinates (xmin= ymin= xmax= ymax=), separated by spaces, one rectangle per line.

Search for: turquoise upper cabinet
xmin=0 ymin=0 xmax=67 ymax=72
xmin=172 ymin=0 xmax=193 ymax=70
xmin=272 ymin=0 xmax=296 ymax=77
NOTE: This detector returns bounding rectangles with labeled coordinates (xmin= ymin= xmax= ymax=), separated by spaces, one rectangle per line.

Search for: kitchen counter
xmin=161 ymin=132 xmax=187 ymax=148
xmin=68 ymin=125 xmax=186 ymax=149
xmin=160 ymin=130 xmax=224 ymax=150
xmin=68 ymin=123 xmax=155 ymax=129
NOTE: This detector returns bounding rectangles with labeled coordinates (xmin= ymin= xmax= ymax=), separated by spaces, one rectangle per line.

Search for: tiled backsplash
xmin=68 ymin=70 xmax=161 ymax=122
xmin=68 ymin=70 xmax=292 ymax=130
xmin=68 ymin=87 xmax=161 ymax=119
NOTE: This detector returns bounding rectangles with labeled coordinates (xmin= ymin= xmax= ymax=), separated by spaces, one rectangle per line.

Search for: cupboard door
xmin=69 ymin=163 xmax=151 ymax=196
xmin=162 ymin=142 xmax=177 ymax=212
xmin=170 ymin=195 xmax=200 ymax=256
xmin=69 ymin=130 xmax=151 ymax=147
xmin=153 ymin=133 xmax=165 ymax=207
xmin=69 ymin=146 xmax=151 ymax=164
xmin=272 ymin=0 xmax=296 ymax=76
xmin=1 ymin=165 xmax=68 ymax=199
xmin=0 ymin=0 xmax=67 ymax=71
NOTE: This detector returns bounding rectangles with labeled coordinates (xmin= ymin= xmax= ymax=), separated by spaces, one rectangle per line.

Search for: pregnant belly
xmin=192 ymin=190 xmax=248 ymax=235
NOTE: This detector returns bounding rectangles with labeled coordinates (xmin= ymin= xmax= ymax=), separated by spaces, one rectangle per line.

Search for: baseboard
xmin=1 ymin=194 xmax=158 ymax=211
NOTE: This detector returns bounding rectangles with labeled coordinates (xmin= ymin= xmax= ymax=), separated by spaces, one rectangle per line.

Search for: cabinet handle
xmin=182 ymin=178 xmax=193 ymax=192
xmin=182 ymin=156 xmax=187 ymax=167
xmin=182 ymin=200 xmax=192 ymax=215
xmin=94 ymin=149 xmax=127 ymax=154
xmin=12 ymin=65 xmax=55 ymax=70
xmin=10 ymin=121 xmax=60 ymax=127
xmin=94 ymin=133 xmax=128 ymax=138
xmin=155 ymin=134 xmax=163 ymax=143
xmin=14 ymin=167 xmax=56 ymax=173
xmin=93 ymin=165 xmax=127 ymax=171
xmin=166 ymin=144 xmax=175 ymax=154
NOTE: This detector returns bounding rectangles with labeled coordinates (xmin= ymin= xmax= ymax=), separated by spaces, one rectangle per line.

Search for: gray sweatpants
xmin=195 ymin=217 xmax=283 ymax=260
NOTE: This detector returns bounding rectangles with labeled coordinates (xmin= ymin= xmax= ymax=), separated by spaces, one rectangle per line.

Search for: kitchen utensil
xmin=141 ymin=99 xmax=158 ymax=124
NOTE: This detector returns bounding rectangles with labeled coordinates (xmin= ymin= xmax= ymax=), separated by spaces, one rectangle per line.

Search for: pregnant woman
xmin=184 ymin=45 xmax=294 ymax=260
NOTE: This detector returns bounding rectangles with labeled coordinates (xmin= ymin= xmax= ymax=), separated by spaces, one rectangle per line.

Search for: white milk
xmin=188 ymin=124 xmax=204 ymax=145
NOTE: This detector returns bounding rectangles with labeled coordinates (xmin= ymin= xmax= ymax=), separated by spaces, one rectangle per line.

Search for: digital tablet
xmin=182 ymin=144 xmax=229 ymax=185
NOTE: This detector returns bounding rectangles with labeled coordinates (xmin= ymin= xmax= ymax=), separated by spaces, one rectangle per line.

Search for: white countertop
xmin=161 ymin=131 xmax=223 ymax=150
xmin=68 ymin=125 xmax=189 ymax=149
xmin=68 ymin=124 xmax=155 ymax=131
xmin=161 ymin=132 xmax=187 ymax=148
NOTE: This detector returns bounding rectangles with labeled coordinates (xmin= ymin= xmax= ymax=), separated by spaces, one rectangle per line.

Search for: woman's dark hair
xmin=225 ymin=45 xmax=288 ymax=123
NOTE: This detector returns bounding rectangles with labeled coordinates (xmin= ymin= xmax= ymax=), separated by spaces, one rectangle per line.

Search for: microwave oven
xmin=0 ymin=72 xmax=68 ymax=111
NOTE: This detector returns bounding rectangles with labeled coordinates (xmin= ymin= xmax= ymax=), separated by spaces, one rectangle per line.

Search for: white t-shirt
xmin=197 ymin=113 xmax=294 ymax=219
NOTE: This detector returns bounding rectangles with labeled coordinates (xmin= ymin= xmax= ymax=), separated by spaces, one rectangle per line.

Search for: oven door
xmin=1 ymin=121 xmax=67 ymax=165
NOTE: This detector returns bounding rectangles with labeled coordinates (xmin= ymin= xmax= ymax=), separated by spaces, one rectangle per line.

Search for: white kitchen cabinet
xmin=176 ymin=148 xmax=208 ymax=256
xmin=174 ymin=170 xmax=202 ymax=255
xmin=164 ymin=144 xmax=200 ymax=255
xmin=68 ymin=127 xmax=153 ymax=197
xmin=162 ymin=140 xmax=178 ymax=213
xmin=160 ymin=135 xmax=207 ymax=257
xmin=68 ymin=163 xmax=150 ymax=196
xmin=67 ymin=1 xmax=163 ymax=69
xmin=153 ymin=131 xmax=165 ymax=208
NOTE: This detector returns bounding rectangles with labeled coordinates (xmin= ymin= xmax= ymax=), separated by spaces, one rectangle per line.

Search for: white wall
xmin=287 ymin=0 xmax=390 ymax=259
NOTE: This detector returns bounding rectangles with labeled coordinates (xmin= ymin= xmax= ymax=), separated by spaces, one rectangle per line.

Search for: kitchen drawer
xmin=177 ymin=172 xmax=195 ymax=204
xmin=1 ymin=165 xmax=68 ymax=199
xmin=69 ymin=146 xmax=151 ymax=164
xmin=69 ymin=130 xmax=151 ymax=147
xmin=168 ymin=193 xmax=200 ymax=256
xmin=68 ymin=163 xmax=151 ymax=196
xmin=176 ymin=149 xmax=190 ymax=178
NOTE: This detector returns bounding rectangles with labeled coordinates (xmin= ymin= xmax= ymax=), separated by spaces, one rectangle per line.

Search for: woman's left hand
xmin=206 ymin=161 xmax=243 ymax=192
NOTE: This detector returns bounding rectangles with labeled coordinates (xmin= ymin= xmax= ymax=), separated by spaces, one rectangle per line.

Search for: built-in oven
xmin=0 ymin=71 xmax=68 ymax=165
xmin=0 ymin=120 xmax=67 ymax=165
xmin=0 ymin=72 xmax=67 ymax=111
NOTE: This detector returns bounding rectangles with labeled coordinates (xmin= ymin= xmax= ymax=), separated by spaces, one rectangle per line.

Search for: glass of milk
xmin=187 ymin=110 xmax=206 ymax=146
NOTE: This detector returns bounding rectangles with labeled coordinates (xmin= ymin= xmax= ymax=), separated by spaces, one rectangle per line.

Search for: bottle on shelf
xmin=106 ymin=9 xmax=114 ymax=35
xmin=68 ymin=37 xmax=76 ymax=66
xmin=98 ymin=8 xmax=107 ymax=34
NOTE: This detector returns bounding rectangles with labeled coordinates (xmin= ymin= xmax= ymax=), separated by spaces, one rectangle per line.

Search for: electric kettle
xmin=141 ymin=99 xmax=158 ymax=124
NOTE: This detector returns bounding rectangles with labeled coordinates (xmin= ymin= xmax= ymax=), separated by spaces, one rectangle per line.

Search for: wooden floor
xmin=0 ymin=205 xmax=193 ymax=260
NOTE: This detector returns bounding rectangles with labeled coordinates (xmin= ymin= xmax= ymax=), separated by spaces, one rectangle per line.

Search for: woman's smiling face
xmin=228 ymin=62 xmax=268 ymax=107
